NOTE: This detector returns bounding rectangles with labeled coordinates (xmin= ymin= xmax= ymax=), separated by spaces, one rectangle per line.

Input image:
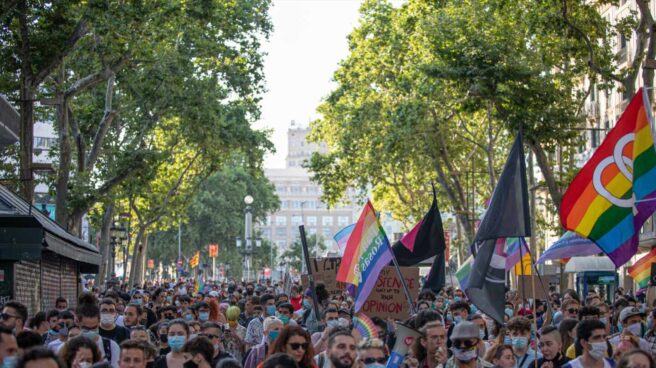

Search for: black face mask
xmin=146 ymin=362 xmax=154 ymax=368
xmin=183 ymin=359 xmax=199 ymax=368
xmin=160 ymin=334 xmax=168 ymax=343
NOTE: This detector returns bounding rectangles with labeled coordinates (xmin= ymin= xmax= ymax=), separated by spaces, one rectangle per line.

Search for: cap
xmin=450 ymin=321 xmax=480 ymax=340
xmin=620 ymin=306 xmax=644 ymax=323
xmin=209 ymin=291 xmax=219 ymax=297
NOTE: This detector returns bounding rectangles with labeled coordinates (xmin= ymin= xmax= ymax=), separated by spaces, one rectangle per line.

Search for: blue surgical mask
xmin=168 ymin=335 xmax=186 ymax=352
xmin=327 ymin=320 xmax=339 ymax=329
xmin=504 ymin=308 xmax=513 ymax=318
xmin=446 ymin=313 xmax=453 ymax=322
xmin=81 ymin=328 xmax=99 ymax=340
xmin=366 ymin=364 xmax=386 ymax=368
xmin=453 ymin=315 xmax=462 ymax=324
xmin=303 ymin=299 xmax=312 ymax=309
xmin=266 ymin=305 xmax=276 ymax=316
xmin=268 ymin=330 xmax=279 ymax=342
xmin=454 ymin=296 xmax=462 ymax=302
xmin=59 ymin=326 xmax=69 ymax=337
xmin=199 ymin=312 xmax=209 ymax=322
xmin=184 ymin=314 xmax=193 ymax=321
xmin=512 ymin=336 xmax=528 ymax=350
xmin=617 ymin=323 xmax=624 ymax=333
xmin=278 ymin=315 xmax=290 ymax=325
xmin=133 ymin=298 xmax=143 ymax=305
xmin=504 ymin=336 xmax=512 ymax=345
xmin=479 ymin=329 xmax=485 ymax=339
xmin=2 ymin=356 xmax=17 ymax=368
xmin=470 ymin=304 xmax=478 ymax=314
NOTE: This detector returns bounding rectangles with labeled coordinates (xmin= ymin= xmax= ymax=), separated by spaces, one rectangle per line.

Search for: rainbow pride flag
xmin=334 ymin=223 xmax=355 ymax=254
xmin=455 ymin=256 xmax=473 ymax=290
xmin=561 ymin=88 xmax=656 ymax=267
xmin=353 ymin=313 xmax=378 ymax=339
xmin=336 ymin=200 xmax=393 ymax=312
xmin=628 ymin=248 xmax=656 ymax=288
xmin=502 ymin=237 xmax=529 ymax=271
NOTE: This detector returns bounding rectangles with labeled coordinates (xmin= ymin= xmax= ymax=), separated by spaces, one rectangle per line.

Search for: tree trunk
xmin=97 ymin=204 xmax=114 ymax=287
xmin=19 ymin=81 xmax=34 ymax=203
xmin=55 ymin=94 xmax=72 ymax=228
xmin=528 ymin=139 xmax=562 ymax=215
xmin=128 ymin=227 xmax=146 ymax=287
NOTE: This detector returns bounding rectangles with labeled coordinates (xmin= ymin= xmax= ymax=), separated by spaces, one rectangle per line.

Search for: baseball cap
xmin=450 ymin=321 xmax=480 ymax=340
xmin=620 ymin=306 xmax=644 ymax=323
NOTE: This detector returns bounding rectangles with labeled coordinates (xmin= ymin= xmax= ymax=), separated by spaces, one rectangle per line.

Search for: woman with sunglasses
xmin=357 ymin=338 xmax=388 ymax=368
xmin=264 ymin=325 xmax=317 ymax=368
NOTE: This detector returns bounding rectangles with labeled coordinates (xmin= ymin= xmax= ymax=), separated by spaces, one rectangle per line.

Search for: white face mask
xmin=626 ymin=322 xmax=642 ymax=337
xmin=589 ymin=342 xmax=606 ymax=360
xmin=100 ymin=313 xmax=115 ymax=326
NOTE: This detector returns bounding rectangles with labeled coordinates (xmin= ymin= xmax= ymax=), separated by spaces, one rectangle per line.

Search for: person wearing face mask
xmin=526 ymin=326 xmax=569 ymax=368
xmin=99 ymin=299 xmax=130 ymax=344
xmin=59 ymin=336 xmax=102 ymax=368
xmin=276 ymin=303 xmax=297 ymax=327
xmin=245 ymin=294 xmax=275 ymax=350
xmin=311 ymin=308 xmax=339 ymax=354
xmin=191 ymin=303 xmax=211 ymax=324
xmin=562 ymin=320 xmax=613 ymax=368
xmin=608 ymin=307 xmax=651 ymax=352
xmin=180 ymin=336 xmax=215 ymax=368
xmin=356 ymin=337 xmax=387 ymax=368
xmin=0 ymin=326 xmax=18 ymax=368
xmin=244 ymin=317 xmax=283 ymax=368
xmin=55 ymin=297 xmax=69 ymax=313
xmin=47 ymin=311 xmax=75 ymax=353
xmin=445 ymin=321 xmax=493 ymax=368
xmin=301 ymin=289 xmax=322 ymax=334
xmin=73 ymin=300 xmax=120 ymax=367
xmin=1 ymin=300 xmax=28 ymax=334
xmin=507 ymin=317 xmax=541 ymax=368
xmin=153 ymin=320 xmax=190 ymax=368
xmin=446 ymin=301 xmax=470 ymax=349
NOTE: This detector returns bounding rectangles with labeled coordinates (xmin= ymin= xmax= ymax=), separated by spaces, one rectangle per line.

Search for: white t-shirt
xmin=564 ymin=356 xmax=613 ymax=368
xmin=47 ymin=339 xmax=64 ymax=352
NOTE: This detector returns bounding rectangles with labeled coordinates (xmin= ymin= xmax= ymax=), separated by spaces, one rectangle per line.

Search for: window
xmin=289 ymin=161 xmax=296 ymax=167
xmin=261 ymin=228 xmax=271 ymax=238
xmin=264 ymin=216 xmax=272 ymax=226
xmin=338 ymin=216 xmax=350 ymax=227
xmin=307 ymin=216 xmax=317 ymax=226
xmin=323 ymin=227 xmax=333 ymax=238
xmin=322 ymin=216 xmax=333 ymax=226
xmin=591 ymin=129 xmax=600 ymax=148
xmin=308 ymin=227 xmax=317 ymax=235
xmin=34 ymin=137 xmax=56 ymax=149
xmin=291 ymin=186 xmax=303 ymax=194
xmin=276 ymin=186 xmax=287 ymax=193
xmin=276 ymin=240 xmax=287 ymax=249
xmin=275 ymin=216 xmax=287 ymax=226
xmin=292 ymin=215 xmax=303 ymax=226
xmin=276 ymin=227 xmax=287 ymax=237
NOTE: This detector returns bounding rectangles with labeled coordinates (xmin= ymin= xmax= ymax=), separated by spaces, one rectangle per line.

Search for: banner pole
xmin=299 ymin=225 xmax=321 ymax=319
xmin=388 ymin=241 xmax=417 ymax=316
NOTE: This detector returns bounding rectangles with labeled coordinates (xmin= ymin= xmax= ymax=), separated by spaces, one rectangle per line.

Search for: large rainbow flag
xmin=561 ymin=88 xmax=656 ymax=267
xmin=628 ymin=248 xmax=656 ymax=288
xmin=336 ymin=200 xmax=394 ymax=312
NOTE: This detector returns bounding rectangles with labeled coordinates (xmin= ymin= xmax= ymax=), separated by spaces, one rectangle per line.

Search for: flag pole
xmin=388 ymin=242 xmax=417 ymax=316
xmin=299 ymin=225 xmax=321 ymax=320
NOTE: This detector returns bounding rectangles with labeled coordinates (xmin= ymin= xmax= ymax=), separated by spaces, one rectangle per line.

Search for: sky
xmin=255 ymin=0 xmax=364 ymax=169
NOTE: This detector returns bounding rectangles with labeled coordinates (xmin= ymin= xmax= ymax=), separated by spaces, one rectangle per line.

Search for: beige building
xmin=260 ymin=122 xmax=360 ymax=254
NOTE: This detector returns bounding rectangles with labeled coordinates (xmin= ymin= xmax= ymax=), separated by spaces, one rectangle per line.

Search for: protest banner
xmin=301 ymin=257 xmax=348 ymax=296
xmin=361 ymin=266 xmax=420 ymax=320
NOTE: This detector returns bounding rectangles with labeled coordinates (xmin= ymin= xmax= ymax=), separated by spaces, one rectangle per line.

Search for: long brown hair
xmin=269 ymin=325 xmax=315 ymax=368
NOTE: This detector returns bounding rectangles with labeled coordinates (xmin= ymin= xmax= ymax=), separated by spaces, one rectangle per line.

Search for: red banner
xmin=209 ymin=244 xmax=219 ymax=258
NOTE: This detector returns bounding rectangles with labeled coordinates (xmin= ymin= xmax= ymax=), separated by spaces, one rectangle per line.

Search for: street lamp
xmin=244 ymin=195 xmax=253 ymax=282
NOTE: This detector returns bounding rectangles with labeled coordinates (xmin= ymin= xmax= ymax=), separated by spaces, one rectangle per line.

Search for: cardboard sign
xmin=302 ymin=257 xmax=348 ymax=296
xmin=361 ymin=266 xmax=420 ymax=320
xmin=516 ymin=275 xmax=548 ymax=300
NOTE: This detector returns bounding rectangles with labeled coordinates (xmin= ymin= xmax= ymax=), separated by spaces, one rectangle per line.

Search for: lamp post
xmin=244 ymin=195 xmax=254 ymax=282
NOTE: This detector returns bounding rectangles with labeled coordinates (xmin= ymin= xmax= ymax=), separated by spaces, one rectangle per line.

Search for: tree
xmin=280 ymin=234 xmax=326 ymax=272
xmin=146 ymin=161 xmax=280 ymax=280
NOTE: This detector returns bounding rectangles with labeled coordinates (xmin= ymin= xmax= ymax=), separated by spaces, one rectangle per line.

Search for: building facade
xmin=260 ymin=122 xmax=360 ymax=254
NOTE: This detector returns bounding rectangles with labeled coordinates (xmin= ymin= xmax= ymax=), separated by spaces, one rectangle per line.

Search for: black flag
xmin=466 ymin=133 xmax=531 ymax=324
xmin=392 ymin=188 xmax=446 ymax=292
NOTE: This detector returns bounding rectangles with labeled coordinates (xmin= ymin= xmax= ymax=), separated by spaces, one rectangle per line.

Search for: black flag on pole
xmin=466 ymin=133 xmax=531 ymax=324
xmin=392 ymin=188 xmax=446 ymax=292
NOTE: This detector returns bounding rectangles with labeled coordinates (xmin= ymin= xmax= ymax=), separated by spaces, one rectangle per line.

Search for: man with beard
xmin=316 ymin=329 xmax=357 ymax=368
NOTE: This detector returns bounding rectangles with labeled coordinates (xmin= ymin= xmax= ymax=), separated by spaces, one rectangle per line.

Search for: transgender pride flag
xmin=336 ymin=200 xmax=394 ymax=312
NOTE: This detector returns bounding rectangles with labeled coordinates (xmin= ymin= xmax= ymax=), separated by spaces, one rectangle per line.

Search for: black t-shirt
xmin=100 ymin=325 xmax=130 ymax=344
xmin=159 ymin=347 xmax=171 ymax=356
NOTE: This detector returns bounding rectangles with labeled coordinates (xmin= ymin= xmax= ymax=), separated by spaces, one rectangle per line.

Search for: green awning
xmin=0 ymin=215 xmax=43 ymax=260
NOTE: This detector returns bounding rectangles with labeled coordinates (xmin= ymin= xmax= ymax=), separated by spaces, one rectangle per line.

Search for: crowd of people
xmin=1 ymin=280 xmax=655 ymax=368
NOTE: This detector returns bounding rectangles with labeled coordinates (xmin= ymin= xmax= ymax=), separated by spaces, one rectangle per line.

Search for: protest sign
xmin=361 ymin=266 xmax=420 ymax=320
xmin=301 ymin=257 xmax=348 ymax=296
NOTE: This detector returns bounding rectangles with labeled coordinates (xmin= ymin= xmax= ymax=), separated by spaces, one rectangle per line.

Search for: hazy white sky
xmin=255 ymin=0 xmax=364 ymax=169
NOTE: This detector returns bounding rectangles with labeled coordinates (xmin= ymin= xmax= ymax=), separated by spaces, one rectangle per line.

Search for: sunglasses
xmin=452 ymin=340 xmax=477 ymax=349
xmin=362 ymin=357 xmax=388 ymax=364
xmin=0 ymin=313 xmax=17 ymax=321
xmin=288 ymin=342 xmax=309 ymax=351
xmin=567 ymin=308 xmax=579 ymax=314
